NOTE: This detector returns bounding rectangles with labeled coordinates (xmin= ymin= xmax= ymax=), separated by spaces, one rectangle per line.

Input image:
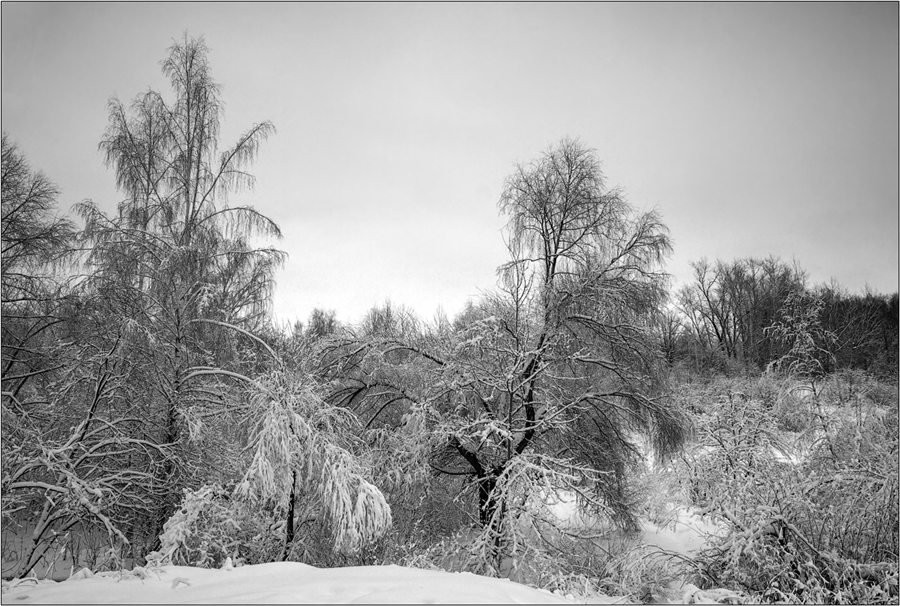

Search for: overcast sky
xmin=2 ymin=3 xmax=897 ymax=327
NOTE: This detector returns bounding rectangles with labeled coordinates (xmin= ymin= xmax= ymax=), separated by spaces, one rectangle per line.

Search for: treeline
xmin=304 ymin=256 xmax=900 ymax=380
xmin=663 ymin=256 xmax=898 ymax=377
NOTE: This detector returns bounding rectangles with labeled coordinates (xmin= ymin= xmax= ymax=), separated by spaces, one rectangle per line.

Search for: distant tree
xmin=358 ymin=300 xmax=419 ymax=339
xmin=676 ymin=256 xmax=807 ymax=372
xmin=678 ymin=256 xmax=897 ymax=377
xmin=656 ymin=306 xmax=687 ymax=367
xmin=452 ymin=299 xmax=486 ymax=332
xmin=818 ymin=283 xmax=899 ymax=377
xmin=306 ymin=308 xmax=338 ymax=340
xmin=290 ymin=319 xmax=305 ymax=340
xmin=766 ymin=289 xmax=836 ymax=380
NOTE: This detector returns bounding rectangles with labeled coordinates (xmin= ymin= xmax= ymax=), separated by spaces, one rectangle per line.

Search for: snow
xmin=541 ymin=490 xmax=598 ymax=529
xmin=542 ymin=490 xmax=723 ymax=558
xmin=2 ymin=490 xmax=731 ymax=605
xmin=1 ymin=506 xmax=731 ymax=605
xmin=1 ymin=562 xmax=581 ymax=604
xmin=638 ymin=508 xmax=724 ymax=556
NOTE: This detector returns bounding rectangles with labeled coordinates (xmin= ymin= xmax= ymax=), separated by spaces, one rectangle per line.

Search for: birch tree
xmin=76 ymin=34 xmax=285 ymax=548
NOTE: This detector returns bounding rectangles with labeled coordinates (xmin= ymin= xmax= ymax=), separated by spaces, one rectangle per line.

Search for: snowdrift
xmin=1 ymin=561 xmax=582 ymax=604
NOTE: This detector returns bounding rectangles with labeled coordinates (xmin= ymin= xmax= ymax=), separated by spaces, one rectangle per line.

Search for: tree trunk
xmin=281 ymin=472 xmax=297 ymax=561
xmin=477 ymin=473 xmax=498 ymax=527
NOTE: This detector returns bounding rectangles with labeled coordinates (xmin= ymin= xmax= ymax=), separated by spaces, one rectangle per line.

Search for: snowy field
xmin=1 ymin=561 xmax=588 ymax=604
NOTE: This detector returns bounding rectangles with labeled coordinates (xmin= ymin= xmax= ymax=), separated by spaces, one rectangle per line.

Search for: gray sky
xmin=2 ymin=3 xmax=897 ymax=327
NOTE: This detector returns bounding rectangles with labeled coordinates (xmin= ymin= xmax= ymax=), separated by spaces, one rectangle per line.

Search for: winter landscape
xmin=2 ymin=4 xmax=898 ymax=605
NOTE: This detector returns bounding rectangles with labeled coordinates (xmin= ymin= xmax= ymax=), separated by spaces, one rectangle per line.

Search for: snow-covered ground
xmin=543 ymin=490 xmax=722 ymax=557
xmin=2 ymin=489 xmax=730 ymax=604
xmin=1 ymin=506 xmax=730 ymax=605
xmin=1 ymin=561 xmax=589 ymax=604
xmin=638 ymin=508 xmax=723 ymax=556
xmin=541 ymin=489 xmax=602 ymax=529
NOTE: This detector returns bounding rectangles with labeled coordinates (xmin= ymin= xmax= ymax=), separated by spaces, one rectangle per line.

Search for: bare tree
xmin=676 ymin=256 xmax=807 ymax=372
xmin=1 ymin=133 xmax=76 ymax=412
xmin=327 ymin=138 xmax=686 ymax=574
xmin=0 ymin=135 xmax=144 ymax=578
xmin=306 ymin=308 xmax=338 ymax=340
xmin=490 ymin=137 xmax=683 ymax=526
xmin=3 ymin=338 xmax=170 ymax=578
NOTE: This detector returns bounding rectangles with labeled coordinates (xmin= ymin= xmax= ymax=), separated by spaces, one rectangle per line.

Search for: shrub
xmin=680 ymin=375 xmax=899 ymax=604
xmin=145 ymin=485 xmax=282 ymax=569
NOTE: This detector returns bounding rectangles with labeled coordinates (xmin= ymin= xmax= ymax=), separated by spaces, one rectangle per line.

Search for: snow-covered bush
xmin=148 ymin=485 xmax=241 ymax=568
xmin=141 ymin=358 xmax=396 ymax=570
xmin=235 ymin=369 xmax=392 ymax=559
xmin=146 ymin=484 xmax=288 ymax=569
xmin=678 ymin=384 xmax=787 ymax=510
xmin=680 ymin=375 xmax=899 ymax=604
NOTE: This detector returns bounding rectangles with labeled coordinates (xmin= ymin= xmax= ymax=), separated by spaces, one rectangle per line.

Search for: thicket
xmin=660 ymin=277 xmax=899 ymax=604
xmin=670 ymin=371 xmax=898 ymax=604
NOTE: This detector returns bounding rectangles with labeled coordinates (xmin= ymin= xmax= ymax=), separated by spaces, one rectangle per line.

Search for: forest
xmin=2 ymin=36 xmax=898 ymax=604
